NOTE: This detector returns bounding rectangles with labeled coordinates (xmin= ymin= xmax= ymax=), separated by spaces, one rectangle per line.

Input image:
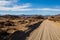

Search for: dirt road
xmin=27 ymin=20 xmax=60 ymax=40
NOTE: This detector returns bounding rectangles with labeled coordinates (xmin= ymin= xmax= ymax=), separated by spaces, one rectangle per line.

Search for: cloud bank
xmin=0 ymin=0 xmax=60 ymax=15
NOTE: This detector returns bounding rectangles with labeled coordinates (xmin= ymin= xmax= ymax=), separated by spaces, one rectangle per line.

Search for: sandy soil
xmin=27 ymin=19 xmax=60 ymax=40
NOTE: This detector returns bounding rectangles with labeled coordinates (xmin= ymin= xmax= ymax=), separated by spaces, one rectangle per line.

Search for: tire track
xmin=27 ymin=20 xmax=60 ymax=40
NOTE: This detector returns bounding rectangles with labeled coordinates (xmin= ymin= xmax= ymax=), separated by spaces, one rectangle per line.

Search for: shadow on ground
xmin=9 ymin=21 xmax=43 ymax=40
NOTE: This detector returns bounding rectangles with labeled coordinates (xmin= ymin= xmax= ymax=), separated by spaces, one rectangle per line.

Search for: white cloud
xmin=0 ymin=3 xmax=31 ymax=11
xmin=36 ymin=8 xmax=60 ymax=11
xmin=0 ymin=0 xmax=60 ymax=12
xmin=0 ymin=1 xmax=11 ymax=6
xmin=0 ymin=0 xmax=19 ymax=7
xmin=0 ymin=0 xmax=31 ymax=11
xmin=0 ymin=6 xmax=60 ymax=11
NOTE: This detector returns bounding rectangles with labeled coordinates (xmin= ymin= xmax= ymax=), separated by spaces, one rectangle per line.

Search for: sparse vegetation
xmin=48 ymin=15 xmax=60 ymax=22
xmin=5 ymin=21 xmax=15 ymax=26
xmin=1 ymin=14 xmax=60 ymax=40
xmin=0 ymin=15 xmax=44 ymax=40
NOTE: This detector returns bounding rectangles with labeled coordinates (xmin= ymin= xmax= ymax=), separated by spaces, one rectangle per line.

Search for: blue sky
xmin=0 ymin=0 xmax=60 ymax=15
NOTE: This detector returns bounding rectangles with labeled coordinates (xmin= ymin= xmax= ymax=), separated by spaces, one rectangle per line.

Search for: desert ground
xmin=27 ymin=19 xmax=60 ymax=40
xmin=0 ymin=15 xmax=60 ymax=40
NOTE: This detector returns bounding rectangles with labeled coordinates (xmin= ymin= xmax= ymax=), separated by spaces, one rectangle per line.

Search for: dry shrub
xmin=33 ymin=15 xmax=44 ymax=19
xmin=0 ymin=22 xmax=5 ymax=28
xmin=9 ymin=30 xmax=25 ymax=40
xmin=5 ymin=21 xmax=15 ymax=26
xmin=48 ymin=16 xmax=60 ymax=22
xmin=18 ymin=20 xmax=28 ymax=24
xmin=0 ymin=31 xmax=10 ymax=40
